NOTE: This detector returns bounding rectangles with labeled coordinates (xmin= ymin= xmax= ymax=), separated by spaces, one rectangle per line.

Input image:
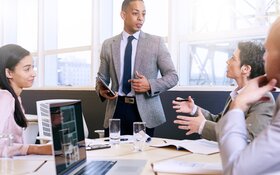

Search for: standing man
xmin=96 ymin=0 xmax=178 ymax=137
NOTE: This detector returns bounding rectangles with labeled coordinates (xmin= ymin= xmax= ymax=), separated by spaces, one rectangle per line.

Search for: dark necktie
xmin=122 ymin=35 xmax=134 ymax=94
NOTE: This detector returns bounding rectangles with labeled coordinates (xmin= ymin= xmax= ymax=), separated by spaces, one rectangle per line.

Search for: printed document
xmin=152 ymin=159 xmax=222 ymax=174
xmin=150 ymin=139 xmax=219 ymax=155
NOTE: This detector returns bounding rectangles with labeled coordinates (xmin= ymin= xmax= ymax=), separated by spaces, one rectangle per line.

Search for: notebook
xmin=37 ymin=99 xmax=146 ymax=175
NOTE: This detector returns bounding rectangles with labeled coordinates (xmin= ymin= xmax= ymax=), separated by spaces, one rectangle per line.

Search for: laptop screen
xmin=50 ymin=100 xmax=86 ymax=175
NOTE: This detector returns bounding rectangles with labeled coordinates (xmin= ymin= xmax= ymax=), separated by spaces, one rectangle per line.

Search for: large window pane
xmin=17 ymin=0 xmax=38 ymax=52
xmin=190 ymin=0 xmax=275 ymax=33
xmin=44 ymin=51 xmax=91 ymax=86
xmin=44 ymin=0 xmax=92 ymax=50
xmin=178 ymin=0 xmax=278 ymax=86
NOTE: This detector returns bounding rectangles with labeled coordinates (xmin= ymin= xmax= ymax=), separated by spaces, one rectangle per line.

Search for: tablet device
xmin=97 ymin=76 xmax=116 ymax=97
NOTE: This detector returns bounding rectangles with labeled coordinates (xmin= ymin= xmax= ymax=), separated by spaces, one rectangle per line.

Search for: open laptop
xmin=36 ymin=99 xmax=146 ymax=175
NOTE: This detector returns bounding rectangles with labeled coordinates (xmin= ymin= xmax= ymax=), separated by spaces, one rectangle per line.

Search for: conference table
xmin=0 ymin=137 xmax=222 ymax=175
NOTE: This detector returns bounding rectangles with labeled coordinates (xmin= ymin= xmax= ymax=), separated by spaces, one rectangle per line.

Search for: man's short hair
xmin=238 ymin=41 xmax=265 ymax=79
xmin=121 ymin=0 xmax=144 ymax=11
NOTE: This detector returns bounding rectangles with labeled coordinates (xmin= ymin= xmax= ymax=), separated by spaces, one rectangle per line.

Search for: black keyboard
xmin=75 ymin=160 xmax=117 ymax=175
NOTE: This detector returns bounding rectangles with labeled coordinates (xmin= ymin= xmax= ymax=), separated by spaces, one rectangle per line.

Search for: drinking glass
xmin=0 ymin=133 xmax=14 ymax=175
xmin=59 ymin=128 xmax=75 ymax=166
xmin=109 ymin=119 xmax=121 ymax=146
xmin=133 ymin=122 xmax=146 ymax=151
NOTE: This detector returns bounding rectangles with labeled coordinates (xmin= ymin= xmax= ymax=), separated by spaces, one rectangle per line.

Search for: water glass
xmin=109 ymin=119 xmax=121 ymax=146
xmin=59 ymin=129 xmax=72 ymax=153
xmin=0 ymin=133 xmax=14 ymax=175
xmin=133 ymin=122 xmax=146 ymax=151
xmin=59 ymin=128 xmax=76 ymax=165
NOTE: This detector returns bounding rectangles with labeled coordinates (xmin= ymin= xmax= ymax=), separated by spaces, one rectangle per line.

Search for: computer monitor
xmin=36 ymin=99 xmax=86 ymax=174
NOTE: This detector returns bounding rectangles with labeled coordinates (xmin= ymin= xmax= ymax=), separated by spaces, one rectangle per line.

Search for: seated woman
xmin=0 ymin=44 xmax=52 ymax=157
xmin=172 ymin=41 xmax=275 ymax=142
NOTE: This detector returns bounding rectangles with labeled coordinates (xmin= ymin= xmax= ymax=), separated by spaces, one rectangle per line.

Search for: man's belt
xmin=118 ymin=96 xmax=136 ymax=104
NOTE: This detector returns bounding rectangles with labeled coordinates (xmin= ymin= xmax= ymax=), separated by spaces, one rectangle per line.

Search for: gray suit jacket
xmin=96 ymin=31 xmax=178 ymax=129
xmin=200 ymin=92 xmax=275 ymax=141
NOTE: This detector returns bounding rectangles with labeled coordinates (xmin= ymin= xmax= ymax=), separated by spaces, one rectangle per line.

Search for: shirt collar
xmin=122 ymin=31 xmax=140 ymax=40
xmin=230 ymin=87 xmax=244 ymax=100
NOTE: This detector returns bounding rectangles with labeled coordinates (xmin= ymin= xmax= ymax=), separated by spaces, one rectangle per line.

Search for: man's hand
xmin=172 ymin=96 xmax=195 ymax=113
xmin=231 ymin=75 xmax=277 ymax=111
xmin=130 ymin=71 xmax=151 ymax=93
xmin=174 ymin=108 xmax=206 ymax=135
xmin=98 ymin=82 xmax=118 ymax=100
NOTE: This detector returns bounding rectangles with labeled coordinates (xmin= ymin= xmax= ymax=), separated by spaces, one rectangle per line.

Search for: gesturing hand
xmin=172 ymin=96 xmax=195 ymax=113
xmin=174 ymin=108 xmax=206 ymax=135
xmin=130 ymin=71 xmax=151 ymax=93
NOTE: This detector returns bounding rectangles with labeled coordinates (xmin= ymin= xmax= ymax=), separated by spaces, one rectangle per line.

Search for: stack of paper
xmin=150 ymin=139 xmax=219 ymax=155
xmin=152 ymin=159 xmax=222 ymax=174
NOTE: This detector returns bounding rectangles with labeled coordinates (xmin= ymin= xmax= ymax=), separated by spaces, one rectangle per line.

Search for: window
xmin=0 ymin=0 xmax=279 ymax=88
xmin=17 ymin=0 xmax=38 ymax=52
xmin=176 ymin=0 xmax=278 ymax=86
xmin=50 ymin=0 xmax=91 ymax=50
xmin=42 ymin=0 xmax=92 ymax=86
xmin=44 ymin=52 xmax=91 ymax=86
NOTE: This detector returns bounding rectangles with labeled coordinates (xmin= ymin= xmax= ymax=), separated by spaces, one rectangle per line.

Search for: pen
xmin=175 ymin=99 xmax=188 ymax=102
xmin=104 ymin=138 xmax=128 ymax=142
xmin=175 ymin=98 xmax=194 ymax=102
xmin=33 ymin=160 xmax=47 ymax=172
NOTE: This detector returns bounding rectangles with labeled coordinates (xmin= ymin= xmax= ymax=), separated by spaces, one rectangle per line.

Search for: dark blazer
xmin=96 ymin=31 xmax=178 ymax=128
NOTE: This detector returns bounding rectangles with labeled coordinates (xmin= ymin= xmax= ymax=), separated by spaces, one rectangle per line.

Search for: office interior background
xmin=1 ymin=0 xmax=279 ymax=89
xmin=1 ymin=0 xmax=280 ymax=139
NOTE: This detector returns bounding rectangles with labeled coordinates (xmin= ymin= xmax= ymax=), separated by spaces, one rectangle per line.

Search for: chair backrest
xmin=23 ymin=114 xmax=39 ymax=144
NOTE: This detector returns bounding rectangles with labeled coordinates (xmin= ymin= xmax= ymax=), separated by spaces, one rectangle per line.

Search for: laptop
xmin=36 ymin=99 xmax=147 ymax=175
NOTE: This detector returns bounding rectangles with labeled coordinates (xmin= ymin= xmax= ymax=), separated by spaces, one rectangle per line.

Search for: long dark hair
xmin=0 ymin=44 xmax=30 ymax=128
